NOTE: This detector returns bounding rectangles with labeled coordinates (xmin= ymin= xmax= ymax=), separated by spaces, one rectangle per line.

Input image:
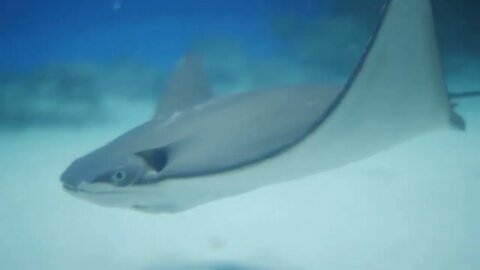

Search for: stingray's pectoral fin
xmin=136 ymin=147 xmax=169 ymax=172
xmin=317 ymin=0 xmax=454 ymax=154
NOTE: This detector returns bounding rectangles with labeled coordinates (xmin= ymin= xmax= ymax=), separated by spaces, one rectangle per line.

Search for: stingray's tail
xmin=447 ymin=91 xmax=480 ymax=131
xmin=448 ymin=91 xmax=480 ymax=100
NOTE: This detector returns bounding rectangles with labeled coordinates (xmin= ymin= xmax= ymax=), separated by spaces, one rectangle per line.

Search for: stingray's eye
xmin=110 ymin=170 xmax=129 ymax=186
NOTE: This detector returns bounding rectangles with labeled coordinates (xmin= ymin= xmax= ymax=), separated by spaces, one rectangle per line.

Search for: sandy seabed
xmin=0 ymin=94 xmax=478 ymax=270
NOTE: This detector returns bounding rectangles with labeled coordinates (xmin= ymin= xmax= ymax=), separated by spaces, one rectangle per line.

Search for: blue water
xmin=0 ymin=0 xmax=331 ymax=71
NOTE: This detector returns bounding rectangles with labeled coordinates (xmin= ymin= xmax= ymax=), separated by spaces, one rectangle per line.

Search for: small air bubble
xmin=112 ymin=0 xmax=122 ymax=11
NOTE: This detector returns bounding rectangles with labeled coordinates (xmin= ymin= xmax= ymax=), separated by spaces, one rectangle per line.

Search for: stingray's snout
xmin=61 ymin=171 xmax=79 ymax=189
xmin=60 ymin=162 xmax=86 ymax=190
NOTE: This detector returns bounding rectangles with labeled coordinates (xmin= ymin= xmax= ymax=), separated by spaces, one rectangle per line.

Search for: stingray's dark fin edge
xmin=307 ymin=0 xmax=453 ymax=146
xmin=304 ymin=0 xmax=394 ymax=129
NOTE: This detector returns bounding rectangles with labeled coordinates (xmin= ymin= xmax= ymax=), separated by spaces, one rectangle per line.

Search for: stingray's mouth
xmin=62 ymin=184 xmax=114 ymax=194
xmin=62 ymin=184 xmax=81 ymax=192
xmin=62 ymin=183 xmax=141 ymax=196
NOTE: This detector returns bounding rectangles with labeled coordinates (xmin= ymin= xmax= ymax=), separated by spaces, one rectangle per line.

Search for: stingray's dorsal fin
xmin=154 ymin=54 xmax=211 ymax=119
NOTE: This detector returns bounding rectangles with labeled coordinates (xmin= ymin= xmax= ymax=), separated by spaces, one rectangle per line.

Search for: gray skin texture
xmin=61 ymin=0 xmax=457 ymax=213
xmin=61 ymin=85 xmax=341 ymax=188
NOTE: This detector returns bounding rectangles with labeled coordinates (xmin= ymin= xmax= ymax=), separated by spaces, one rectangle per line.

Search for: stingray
xmin=61 ymin=0 xmax=466 ymax=213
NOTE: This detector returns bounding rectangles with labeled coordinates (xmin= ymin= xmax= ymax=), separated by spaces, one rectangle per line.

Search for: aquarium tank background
xmin=0 ymin=0 xmax=479 ymax=269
